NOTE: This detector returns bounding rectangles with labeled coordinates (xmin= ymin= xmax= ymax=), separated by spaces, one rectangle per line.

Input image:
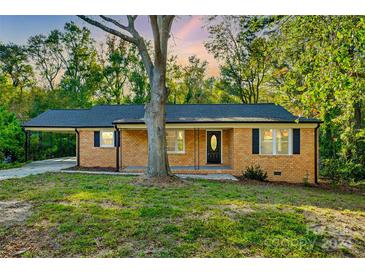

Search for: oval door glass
xmin=210 ymin=134 xmax=217 ymax=151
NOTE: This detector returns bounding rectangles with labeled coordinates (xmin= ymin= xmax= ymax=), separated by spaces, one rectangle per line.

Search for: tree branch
xmin=78 ymin=15 xmax=154 ymax=81
xmin=78 ymin=15 xmax=136 ymax=44
xmin=99 ymin=16 xmax=129 ymax=32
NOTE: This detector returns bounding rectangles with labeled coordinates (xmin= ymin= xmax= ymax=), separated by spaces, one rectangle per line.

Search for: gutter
xmin=112 ymin=120 xmax=323 ymax=125
xmin=23 ymin=120 xmax=323 ymax=128
xmin=23 ymin=125 xmax=115 ymax=129
xmin=314 ymin=123 xmax=321 ymax=184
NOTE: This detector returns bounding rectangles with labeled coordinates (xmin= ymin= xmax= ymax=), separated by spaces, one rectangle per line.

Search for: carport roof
xmin=23 ymin=104 xmax=321 ymax=128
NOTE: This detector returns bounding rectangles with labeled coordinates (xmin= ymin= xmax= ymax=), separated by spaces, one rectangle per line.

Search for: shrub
xmin=243 ymin=165 xmax=268 ymax=181
xmin=321 ymin=158 xmax=365 ymax=184
xmin=0 ymin=107 xmax=25 ymax=163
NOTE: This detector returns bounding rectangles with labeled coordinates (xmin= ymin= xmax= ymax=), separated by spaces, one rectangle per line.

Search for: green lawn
xmin=0 ymin=173 xmax=364 ymax=258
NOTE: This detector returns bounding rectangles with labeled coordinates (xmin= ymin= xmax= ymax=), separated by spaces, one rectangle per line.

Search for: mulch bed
xmin=65 ymin=166 xmax=118 ymax=172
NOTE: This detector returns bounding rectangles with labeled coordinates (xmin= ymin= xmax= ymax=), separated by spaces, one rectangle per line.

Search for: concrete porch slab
xmin=123 ymin=165 xmax=232 ymax=171
xmin=176 ymin=173 xmax=238 ymax=181
xmin=60 ymin=170 xmax=238 ymax=181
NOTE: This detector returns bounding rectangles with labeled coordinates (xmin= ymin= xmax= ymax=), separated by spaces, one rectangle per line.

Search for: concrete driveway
xmin=0 ymin=157 xmax=76 ymax=181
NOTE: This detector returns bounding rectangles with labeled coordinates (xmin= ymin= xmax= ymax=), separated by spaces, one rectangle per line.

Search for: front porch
xmin=119 ymin=127 xmax=235 ymax=172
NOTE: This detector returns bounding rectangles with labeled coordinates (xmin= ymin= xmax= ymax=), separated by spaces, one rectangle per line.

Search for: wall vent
xmin=274 ymin=171 xmax=282 ymax=176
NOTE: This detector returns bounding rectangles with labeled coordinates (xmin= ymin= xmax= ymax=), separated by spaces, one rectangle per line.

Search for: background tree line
xmin=0 ymin=16 xmax=364 ymax=183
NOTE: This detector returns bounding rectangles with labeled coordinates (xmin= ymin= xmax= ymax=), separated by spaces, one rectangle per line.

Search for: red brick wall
xmin=79 ymin=130 xmax=116 ymax=168
xmin=120 ymin=129 xmax=232 ymax=167
xmin=231 ymin=128 xmax=315 ymax=183
xmin=78 ymin=127 xmax=316 ymax=183
xmin=121 ymin=130 xmax=147 ymax=167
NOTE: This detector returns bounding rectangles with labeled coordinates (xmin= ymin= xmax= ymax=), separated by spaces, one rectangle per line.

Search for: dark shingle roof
xmin=23 ymin=104 xmax=320 ymax=128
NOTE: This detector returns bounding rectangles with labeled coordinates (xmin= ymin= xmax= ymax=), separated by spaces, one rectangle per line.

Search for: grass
xmin=0 ymin=173 xmax=364 ymax=258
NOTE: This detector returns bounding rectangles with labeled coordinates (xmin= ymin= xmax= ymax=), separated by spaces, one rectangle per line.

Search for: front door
xmin=207 ymin=131 xmax=221 ymax=164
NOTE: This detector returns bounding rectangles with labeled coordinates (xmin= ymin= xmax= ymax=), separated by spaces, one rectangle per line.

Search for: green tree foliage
xmin=0 ymin=42 xmax=34 ymax=119
xmin=27 ymin=30 xmax=64 ymax=91
xmin=166 ymin=55 xmax=215 ymax=104
xmin=269 ymin=16 xmax=365 ymax=182
xmin=205 ymin=16 xmax=275 ymax=103
xmin=97 ymin=37 xmax=132 ymax=104
xmin=0 ymin=74 xmax=18 ymax=110
xmin=0 ymin=43 xmax=34 ymax=92
xmin=59 ymin=22 xmax=102 ymax=108
xmin=183 ymin=55 xmax=209 ymax=103
xmin=0 ymin=107 xmax=24 ymax=162
xmin=125 ymin=44 xmax=150 ymax=104
xmin=166 ymin=55 xmax=185 ymax=104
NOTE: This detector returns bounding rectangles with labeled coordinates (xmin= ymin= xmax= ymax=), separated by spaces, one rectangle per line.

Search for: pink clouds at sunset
xmin=174 ymin=16 xmax=202 ymax=40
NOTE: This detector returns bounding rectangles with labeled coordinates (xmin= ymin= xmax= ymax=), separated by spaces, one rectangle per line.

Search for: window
xmin=166 ymin=129 xmax=185 ymax=153
xmin=260 ymin=128 xmax=292 ymax=155
xmin=276 ymin=129 xmax=289 ymax=155
xmin=210 ymin=134 xmax=217 ymax=151
xmin=100 ymin=131 xmax=114 ymax=147
xmin=260 ymin=129 xmax=273 ymax=154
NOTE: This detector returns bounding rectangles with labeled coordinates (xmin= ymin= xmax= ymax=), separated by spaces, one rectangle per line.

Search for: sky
xmin=0 ymin=15 xmax=219 ymax=76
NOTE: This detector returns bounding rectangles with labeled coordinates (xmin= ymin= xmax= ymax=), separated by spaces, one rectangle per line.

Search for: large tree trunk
xmin=77 ymin=15 xmax=175 ymax=178
xmin=144 ymin=68 xmax=171 ymax=177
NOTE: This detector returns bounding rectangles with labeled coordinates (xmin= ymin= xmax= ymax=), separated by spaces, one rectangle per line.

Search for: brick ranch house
xmin=23 ymin=104 xmax=321 ymax=183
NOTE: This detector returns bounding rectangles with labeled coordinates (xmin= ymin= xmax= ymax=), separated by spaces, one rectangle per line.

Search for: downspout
xmin=75 ymin=129 xmax=80 ymax=167
xmin=120 ymin=129 xmax=122 ymax=171
xmin=198 ymin=128 xmax=200 ymax=169
xmin=314 ymin=123 xmax=320 ymax=184
xmin=194 ymin=129 xmax=197 ymax=170
xmin=114 ymin=125 xmax=120 ymax=172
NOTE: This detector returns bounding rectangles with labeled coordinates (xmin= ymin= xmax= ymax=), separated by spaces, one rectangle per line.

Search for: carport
xmin=22 ymin=107 xmax=126 ymax=170
xmin=23 ymin=128 xmax=76 ymax=162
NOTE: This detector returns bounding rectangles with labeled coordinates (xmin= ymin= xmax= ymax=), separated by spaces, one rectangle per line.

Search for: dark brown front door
xmin=207 ymin=131 xmax=221 ymax=164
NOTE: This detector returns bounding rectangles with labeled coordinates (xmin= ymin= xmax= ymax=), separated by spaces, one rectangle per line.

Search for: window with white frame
xmin=100 ymin=131 xmax=114 ymax=147
xmin=260 ymin=128 xmax=292 ymax=155
xmin=166 ymin=129 xmax=185 ymax=153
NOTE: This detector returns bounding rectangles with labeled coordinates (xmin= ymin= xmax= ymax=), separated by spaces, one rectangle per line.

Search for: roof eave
xmin=112 ymin=120 xmax=322 ymax=125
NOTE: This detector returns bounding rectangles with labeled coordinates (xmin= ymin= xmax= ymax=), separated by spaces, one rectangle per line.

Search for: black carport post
xmin=24 ymin=129 xmax=29 ymax=162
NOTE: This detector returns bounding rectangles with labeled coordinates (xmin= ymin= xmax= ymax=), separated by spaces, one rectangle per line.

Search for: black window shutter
xmin=114 ymin=131 xmax=120 ymax=147
xmin=293 ymin=129 xmax=300 ymax=154
xmin=94 ymin=131 xmax=100 ymax=147
xmin=252 ymin=128 xmax=260 ymax=154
